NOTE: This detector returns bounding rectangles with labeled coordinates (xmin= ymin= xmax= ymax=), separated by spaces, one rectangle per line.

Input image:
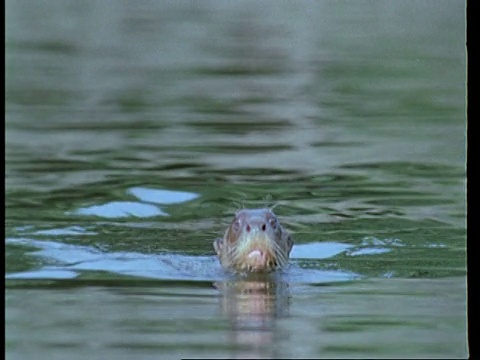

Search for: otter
xmin=213 ymin=208 xmax=293 ymax=273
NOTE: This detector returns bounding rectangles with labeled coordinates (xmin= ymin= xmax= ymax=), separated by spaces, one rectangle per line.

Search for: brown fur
xmin=214 ymin=208 xmax=293 ymax=273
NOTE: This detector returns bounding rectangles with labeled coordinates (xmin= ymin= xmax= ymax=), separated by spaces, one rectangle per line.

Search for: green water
xmin=6 ymin=1 xmax=467 ymax=359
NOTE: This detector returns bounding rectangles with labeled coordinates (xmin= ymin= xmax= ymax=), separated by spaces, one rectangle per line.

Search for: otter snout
xmin=214 ymin=208 xmax=294 ymax=273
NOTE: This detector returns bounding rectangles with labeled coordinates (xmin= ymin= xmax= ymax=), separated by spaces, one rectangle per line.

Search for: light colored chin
xmin=233 ymin=249 xmax=276 ymax=272
xmin=247 ymin=249 xmax=265 ymax=260
xmin=246 ymin=250 xmax=267 ymax=269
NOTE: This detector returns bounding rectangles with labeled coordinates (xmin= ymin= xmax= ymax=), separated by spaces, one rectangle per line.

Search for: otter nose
xmin=245 ymin=222 xmax=267 ymax=233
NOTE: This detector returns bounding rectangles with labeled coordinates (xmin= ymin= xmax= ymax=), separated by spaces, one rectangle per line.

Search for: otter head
xmin=214 ymin=208 xmax=293 ymax=273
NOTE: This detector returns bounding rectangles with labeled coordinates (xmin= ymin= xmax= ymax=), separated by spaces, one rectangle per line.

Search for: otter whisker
xmin=276 ymin=246 xmax=288 ymax=267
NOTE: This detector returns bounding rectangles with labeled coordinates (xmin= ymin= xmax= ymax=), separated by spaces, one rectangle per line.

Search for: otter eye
xmin=269 ymin=218 xmax=277 ymax=229
xmin=232 ymin=219 xmax=241 ymax=232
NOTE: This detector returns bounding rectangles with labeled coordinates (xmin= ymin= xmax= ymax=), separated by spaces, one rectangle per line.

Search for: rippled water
xmin=6 ymin=1 xmax=467 ymax=359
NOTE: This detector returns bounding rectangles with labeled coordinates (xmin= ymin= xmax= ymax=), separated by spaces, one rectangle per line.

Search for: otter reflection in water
xmin=213 ymin=208 xmax=294 ymax=273
xmin=213 ymin=209 xmax=293 ymax=357
xmin=215 ymin=275 xmax=291 ymax=358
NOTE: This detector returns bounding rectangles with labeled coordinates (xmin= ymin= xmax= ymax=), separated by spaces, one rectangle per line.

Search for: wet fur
xmin=214 ymin=208 xmax=293 ymax=273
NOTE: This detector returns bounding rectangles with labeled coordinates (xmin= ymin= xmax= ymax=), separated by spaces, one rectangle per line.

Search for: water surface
xmin=6 ymin=1 xmax=467 ymax=359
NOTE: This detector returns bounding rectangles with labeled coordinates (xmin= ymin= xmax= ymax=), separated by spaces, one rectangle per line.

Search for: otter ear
xmin=286 ymin=234 xmax=294 ymax=255
xmin=213 ymin=237 xmax=224 ymax=255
